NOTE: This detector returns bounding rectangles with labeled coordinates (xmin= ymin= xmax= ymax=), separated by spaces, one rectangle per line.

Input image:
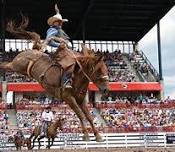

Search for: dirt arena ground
xmin=8 ymin=148 xmax=175 ymax=152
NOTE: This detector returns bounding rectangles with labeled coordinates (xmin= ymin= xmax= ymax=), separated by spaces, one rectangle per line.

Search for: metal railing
xmin=4 ymin=39 xmax=134 ymax=53
xmin=140 ymin=50 xmax=160 ymax=81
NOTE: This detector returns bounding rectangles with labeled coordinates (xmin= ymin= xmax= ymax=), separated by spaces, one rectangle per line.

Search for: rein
xmin=69 ymin=50 xmax=93 ymax=82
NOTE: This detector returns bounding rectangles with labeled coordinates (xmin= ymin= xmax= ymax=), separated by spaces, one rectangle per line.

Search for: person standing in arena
xmin=40 ymin=106 xmax=54 ymax=137
xmin=45 ymin=4 xmax=73 ymax=88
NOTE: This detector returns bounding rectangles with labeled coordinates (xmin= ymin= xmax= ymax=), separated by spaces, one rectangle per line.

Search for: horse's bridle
xmin=89 ymin=64 xmax=109 ymax=82
xmin=71 ymin=51 xmax=109 ymax=82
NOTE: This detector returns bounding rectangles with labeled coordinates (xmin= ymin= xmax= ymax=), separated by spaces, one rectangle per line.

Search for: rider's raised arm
xmin=46 ymin=27 xmax=60 ymax=47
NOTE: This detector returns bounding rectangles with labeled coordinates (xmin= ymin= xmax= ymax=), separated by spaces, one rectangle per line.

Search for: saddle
xmin=53 ymin=45 xmax=77 ymax=73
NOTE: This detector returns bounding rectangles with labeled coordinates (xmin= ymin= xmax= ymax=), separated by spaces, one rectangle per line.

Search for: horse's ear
xmin=81 ymin=44 xmax=95 ymax=56
xmin=81 ymin=43 xmax=89 ymax=56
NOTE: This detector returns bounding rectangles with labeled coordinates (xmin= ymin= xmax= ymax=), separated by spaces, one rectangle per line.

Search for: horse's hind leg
xmin=63 ymin=95 xmax=89 ymax=141
xmin=0 ymin=62 xmax=14 ymax=71
xmin=80 ymin=103 xmax=103 ymax=142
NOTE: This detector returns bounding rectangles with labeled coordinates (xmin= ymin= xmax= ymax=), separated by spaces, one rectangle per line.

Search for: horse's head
xmin=81 ymin=45 xmax=110 ymax=95
xmin=55 ymin=118 xmax=65 ymax=131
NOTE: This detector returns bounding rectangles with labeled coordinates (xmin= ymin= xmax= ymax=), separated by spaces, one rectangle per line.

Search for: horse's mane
xmin=6 ymin=15 xmax=43 ymax=50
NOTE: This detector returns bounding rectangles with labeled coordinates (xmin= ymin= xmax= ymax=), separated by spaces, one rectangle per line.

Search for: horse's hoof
xmin=95 ymin=135 xmax=104 ymax=142
xmin=82 ymin=135 xmax=90 ymax=141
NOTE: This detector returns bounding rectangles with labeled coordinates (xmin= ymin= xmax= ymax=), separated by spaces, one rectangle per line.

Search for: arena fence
xmin=1 ymin=132 xmax=175 ymax=150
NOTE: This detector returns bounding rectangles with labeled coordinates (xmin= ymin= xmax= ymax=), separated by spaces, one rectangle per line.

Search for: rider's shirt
xmin=41 ymin=111 xmax=54 ymax=122
xmin=46 ymin=26 xmax=70 ymax=48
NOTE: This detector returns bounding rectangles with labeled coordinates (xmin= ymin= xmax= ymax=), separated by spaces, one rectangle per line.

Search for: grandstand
xmin=0 ymin=0 xmax=175 ymax=151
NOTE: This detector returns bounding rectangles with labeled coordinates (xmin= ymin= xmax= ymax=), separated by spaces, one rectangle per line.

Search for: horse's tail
xmin=6 ymin=14 xmax=43 ymax=50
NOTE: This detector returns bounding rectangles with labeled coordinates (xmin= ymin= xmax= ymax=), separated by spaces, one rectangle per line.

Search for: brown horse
xmin=1 ymin=17 xmax=110 ymax=142
xmin=14 ymin=135 xmax=32 ymax=150
xmin=29 ymin=118 xmax=64 ymax=149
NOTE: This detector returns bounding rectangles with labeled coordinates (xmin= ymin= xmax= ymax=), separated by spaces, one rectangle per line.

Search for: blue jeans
xmin=41 ymin=121 xmax=49 ymax=136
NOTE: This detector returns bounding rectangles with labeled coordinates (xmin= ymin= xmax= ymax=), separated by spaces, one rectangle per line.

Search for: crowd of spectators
xmin=129 ymin=50 xmax=158 ymax=81
xmin=0 ymin=111 xmax=9 ymax=130
xmin=16 ymin=107 xmax=82 ymax=131
xmin=104 ymin=50 xmax=137 ymax=82
xmin=1 ymin=47 xmax=160 ymax=83
xmin=100 ymin=93 xmax=160 ymax=104
xmin=2 ymin=48 xmax=19 ymax=62
xmin=5 ymin=72 xmax=36 ymax=82
xmin=16 ymin=96 xmax=62 ymax=107
xmin=15 ymin=98 xmax=175 ymax=133
xmin=2 ymin=48 xmax=141 ymax=82
xmin=102 ymin=107 xmax=175 ymax=132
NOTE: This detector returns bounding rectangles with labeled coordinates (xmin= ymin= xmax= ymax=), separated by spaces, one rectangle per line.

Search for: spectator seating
xmin=15 ymin=99 xmax=175 ymax=133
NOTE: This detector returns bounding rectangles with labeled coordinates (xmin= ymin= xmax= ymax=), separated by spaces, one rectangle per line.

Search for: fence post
xmin=64 ymin=136 xmax=67 ymax=149
xmin=125 ymin=134 xmax=127 ymax=148
xmin=106 ymin=134 xmax=108 ymax=149
xmin=144 ymin=133 xmax=147 ymax=148
xmin=85 ymin=140 xmax=88 ymax=149
xmin=44 ymin=138 xmax=47 ymax=149
xmin=164 ymin=133 xmax=167 ymax=148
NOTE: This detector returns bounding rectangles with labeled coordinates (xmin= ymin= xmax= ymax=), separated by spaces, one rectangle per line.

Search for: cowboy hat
xmin=47 ymin=13 xmax=68 ymax=26
xmin=46 ymin=106 xmax=52 ymax=110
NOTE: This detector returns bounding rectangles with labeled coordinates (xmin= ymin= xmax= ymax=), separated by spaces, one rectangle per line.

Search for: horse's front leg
xmin=16 ymin=145 xmax=19 ymax=151
xmin=80 ymin=103 xmax=103 ymax=142
xmin=38 ymin=138 xmax=41 ymax=150
xmin=50 ymin=137 xmax=54 ymax=148
xmin=63 ymin=94 xmax=89 ymax=141
xmin=19 ymin=145 xmax=21 ymax=151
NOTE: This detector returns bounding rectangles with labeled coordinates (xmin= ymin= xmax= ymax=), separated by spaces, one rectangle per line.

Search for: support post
xmin=133 ymin=41 xmax=138 ymax=52
xmin=82 ymin=21 xmax=86 ymax=44
xmin=157 ymin=22 xmax=164 ymax=99
xmin=2 ymin=81 xmax=7 ymax=104
xmin=0 ymin=0 xmax=6 ymax=81
xmin=0 ymin=0 xmax=5 ymax=55
xmin=0 ymin=0 xmax=7 ymax=104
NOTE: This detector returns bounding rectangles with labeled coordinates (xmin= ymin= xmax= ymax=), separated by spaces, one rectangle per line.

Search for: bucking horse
xmin=0 ymin=16 xmax=110 ymax=148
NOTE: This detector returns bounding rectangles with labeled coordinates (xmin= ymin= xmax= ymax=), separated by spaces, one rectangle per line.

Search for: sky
xmin=139 ymin=6 xmax=175 ymax=99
